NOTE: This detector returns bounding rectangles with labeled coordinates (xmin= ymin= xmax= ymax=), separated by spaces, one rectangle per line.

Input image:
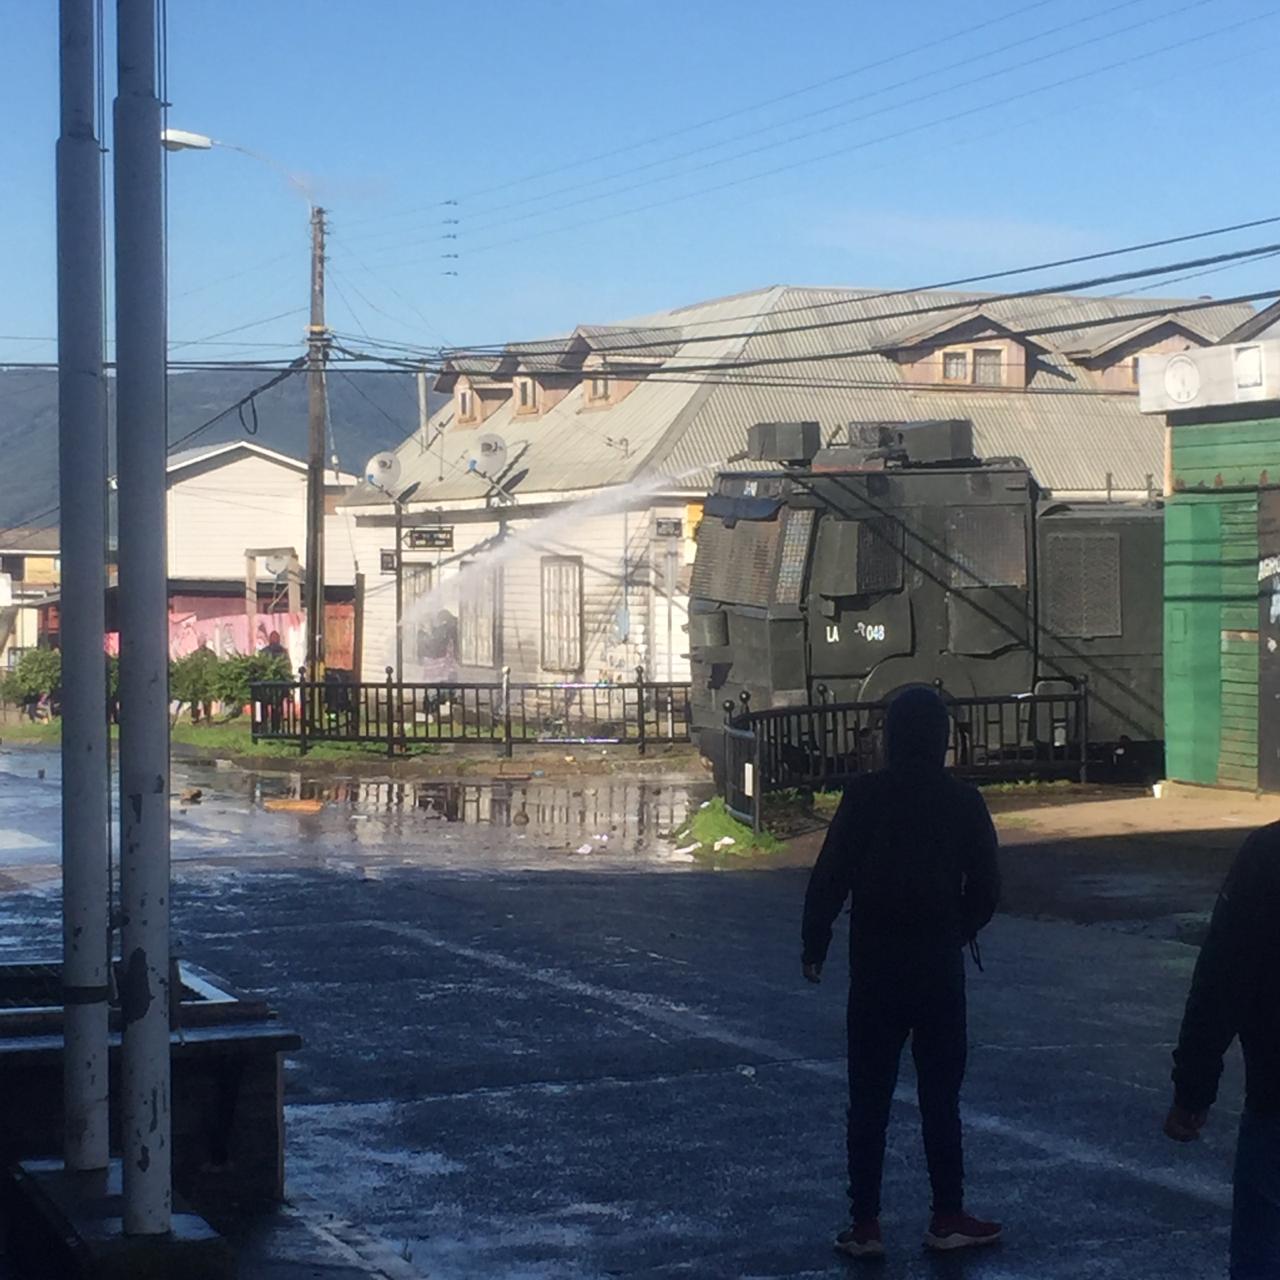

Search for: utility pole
xmin=57 ymin=0 xmax=110 ymax=1176
xmin=114 ymin=0 xmax=172 ymax=1234
xmin=305 ymin=205 xmax=328 ymax=679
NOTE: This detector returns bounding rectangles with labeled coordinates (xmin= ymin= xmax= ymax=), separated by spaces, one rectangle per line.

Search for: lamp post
xmin=115 ymin=0 xmax=171 ymax=1233
xmin=57 ymin=0 xmax=110 ymax=1177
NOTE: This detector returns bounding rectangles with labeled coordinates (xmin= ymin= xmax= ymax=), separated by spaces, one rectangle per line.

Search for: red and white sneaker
xmin=924 ymin=1211 xmax=1002 ymax=1251
xmin=835 ymin=1219 xmax=885 ymax=1259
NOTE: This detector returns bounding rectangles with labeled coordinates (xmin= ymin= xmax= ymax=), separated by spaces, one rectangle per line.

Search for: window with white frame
xmin=541 ymin=556 xmax=583 ymax=672
xmin=942 ymin=350 xmax=968 ymax=381
xmin=458 ymin=388 xmax=473 ymax=421
xmin=589 ymin=374 xmax=610 ymax=403
xmin=516 ymin=377 xmax=536 ymax=411
xmin=458 ymin=562 xmax=498 ymax=667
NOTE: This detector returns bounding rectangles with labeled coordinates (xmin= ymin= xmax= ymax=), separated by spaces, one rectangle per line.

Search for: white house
xmin=164 ymin=440 xmax=357 ymax=587
xmin=340 ymin=284 xmax=1256 ymax=686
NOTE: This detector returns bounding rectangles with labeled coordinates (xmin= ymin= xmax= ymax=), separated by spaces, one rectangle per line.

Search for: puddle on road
xmin=0 ymin=747 xmax=715 ymax=873
xmin=240 ymin=773 xmax=706 ymax=844
xmin=217 ymin=771 xmax=713 ymax=861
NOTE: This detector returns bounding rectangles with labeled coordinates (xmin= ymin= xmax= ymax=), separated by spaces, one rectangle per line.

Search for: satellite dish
xmin=365 ymin=451 xmax=402 ymax=492
xmin=264 ymin=553 xmax=289 ymax=578
xmin=471 ymin=433 xmax=508 ymax=476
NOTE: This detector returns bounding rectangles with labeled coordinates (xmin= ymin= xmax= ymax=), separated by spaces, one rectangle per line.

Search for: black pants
xmin=846 ymin=946 xmax=967 ymax=1222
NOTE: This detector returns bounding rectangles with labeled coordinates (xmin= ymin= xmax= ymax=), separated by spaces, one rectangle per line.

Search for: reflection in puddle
xmin=239 ymin=773 xmax=705 ymax=851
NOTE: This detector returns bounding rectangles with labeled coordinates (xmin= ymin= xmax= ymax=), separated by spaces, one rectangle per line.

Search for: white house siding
xmin=349 ymin=513 xmax=503 ymax=679
xmin=493 ymin=506 xmax=652 ymax=684
xmin=166 ymin=451 xmax=355 ymax=585
xmin=349 ymin=501 xmax=691 ymax=686
xmin=167 ymin=453 xmax=307 ymax=580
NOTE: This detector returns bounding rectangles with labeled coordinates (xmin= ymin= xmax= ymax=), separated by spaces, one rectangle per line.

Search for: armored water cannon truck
xmin=688 ymin=419 xmax=1163 ymax=773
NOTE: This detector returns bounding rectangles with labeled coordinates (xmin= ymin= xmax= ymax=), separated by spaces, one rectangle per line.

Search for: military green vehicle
xmin=688 ymin=420 xmax=1163 ymax=777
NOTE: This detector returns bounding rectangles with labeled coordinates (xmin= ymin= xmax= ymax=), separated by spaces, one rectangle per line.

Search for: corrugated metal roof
xmin=345 ymin=284 xmax=1255 ymax=509
xmin=575 ymin=324 xmax=683 ymax=357
xmin=0 ymin=526 xmax=59 ymax=552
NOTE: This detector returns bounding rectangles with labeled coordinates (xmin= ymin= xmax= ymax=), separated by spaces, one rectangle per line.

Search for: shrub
xmin=209 ymin=651 xmax=293 ymax=710
xmin=3 ymin=647 xmax=62 ymax=703
xmin=170 ymin=648 xmax=221 ymax=713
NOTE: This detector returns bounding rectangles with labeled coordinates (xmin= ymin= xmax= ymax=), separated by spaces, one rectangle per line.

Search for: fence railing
xmin=723 ymin=686 xmax=1089 ymax=829
xmin=250 ymin=667 xmax=693 ymax=756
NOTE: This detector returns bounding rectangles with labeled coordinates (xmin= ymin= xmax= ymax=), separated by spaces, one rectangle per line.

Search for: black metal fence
xmin=250 ymin=667 xmax=693 ymax=756
xmin=723 ymin=687 xmax=1089 ymax=829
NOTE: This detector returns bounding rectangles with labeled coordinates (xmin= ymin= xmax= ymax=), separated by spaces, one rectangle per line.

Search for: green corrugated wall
xmin=1164 ymin=415 xmax=1278 ymax=790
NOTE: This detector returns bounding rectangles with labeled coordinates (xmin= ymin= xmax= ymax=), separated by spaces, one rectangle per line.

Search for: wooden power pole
xmin=305 ymin=205 xmax=328 ymax=677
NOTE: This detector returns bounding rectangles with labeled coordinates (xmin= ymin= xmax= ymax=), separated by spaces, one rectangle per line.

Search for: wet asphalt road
xmin=0 ymin=748 xmax=1251 ymax=1279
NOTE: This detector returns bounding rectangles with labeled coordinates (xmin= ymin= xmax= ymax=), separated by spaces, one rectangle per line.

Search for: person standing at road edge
xmin=801 ymin=685 xmax=1002 ymax=1259
xmin=1166 ymin=819 xmax=1280 ymax=1279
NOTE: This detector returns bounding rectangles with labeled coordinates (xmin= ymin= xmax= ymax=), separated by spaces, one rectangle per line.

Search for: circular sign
xmin=1163 ymin=354 xmax=1201 ymax=405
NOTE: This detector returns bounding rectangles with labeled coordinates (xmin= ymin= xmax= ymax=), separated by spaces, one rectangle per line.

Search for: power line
xmin=366 ymin=0 xmax=1168 ymax=251
xmin=379 ymin=236 xmax=1280 ymax=364
xmin=332 ymin=284 xmax=1279 ymax=383
xmin=167 ymin=307 xmax=307 ymax=354
xmin=371 ymin=11 xmax=1269 ymax=270
xmin=340 ymin=0 xmax=1061 ymax=234
xmin=0 ymin=363 xmax=310 ymax=549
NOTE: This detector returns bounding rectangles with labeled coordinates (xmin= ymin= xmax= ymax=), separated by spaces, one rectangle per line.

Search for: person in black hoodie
xmin=801 ymin=685 xmax=1001 ymax=1259
xmin=1165 ymin=820 xmax=1280 ymax=1279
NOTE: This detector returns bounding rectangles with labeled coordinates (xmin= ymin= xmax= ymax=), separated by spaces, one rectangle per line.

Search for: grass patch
xmin=673 ymin=795 xmax=782 ymax=862
xmin=0 ymin=715 xmax=439 ymax=761
xmin=0 ymin=717 xmax=62 ymax=746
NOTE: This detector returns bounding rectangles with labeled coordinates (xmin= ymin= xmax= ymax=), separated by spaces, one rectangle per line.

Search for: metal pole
xmin=58 ymin=0 xmax=110 ymax=1176
xmin=416 ymin=367 xmax=430 ymax=447
xmin=394 ymin=498 xmax=404 ymax=683
xmin=113 ymin=0 xmax=172 ymax=1234
xmin=304 ymin=206 xmax=327 ymax=679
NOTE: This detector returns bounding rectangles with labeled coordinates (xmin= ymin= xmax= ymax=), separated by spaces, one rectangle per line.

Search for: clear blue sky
xmin=3 ymin=0 xmax=1280 ymax=364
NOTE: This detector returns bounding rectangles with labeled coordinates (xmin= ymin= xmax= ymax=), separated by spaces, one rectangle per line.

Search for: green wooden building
xmin=1141 ymin=342 xmax=1280 ymax=792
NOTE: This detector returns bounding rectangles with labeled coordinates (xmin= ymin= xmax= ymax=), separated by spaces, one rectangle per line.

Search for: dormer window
xmin=458 ymin=388 xmax=474 ymax=421
xmin=589 ymin=374 xmax=610 ymax=403
xmin=516 ymin=377 xmax=537 ymax=413
xmin=942 ymin=351 xmax=968 ymax=382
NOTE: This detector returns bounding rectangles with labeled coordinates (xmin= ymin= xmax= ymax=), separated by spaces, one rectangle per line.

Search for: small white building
xmin=340 ymin=284 xmax=1256 ymax=686
xmin=164 ymin=441 xmax=357 ymax=587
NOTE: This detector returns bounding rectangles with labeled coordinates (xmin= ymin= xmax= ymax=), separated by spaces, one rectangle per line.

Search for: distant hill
xmin=0 ymin=367 xmax=444 ymax=532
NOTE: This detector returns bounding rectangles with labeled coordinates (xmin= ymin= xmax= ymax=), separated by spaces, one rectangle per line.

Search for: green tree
xmin=3 ymin=647 xmax=62 ymax=705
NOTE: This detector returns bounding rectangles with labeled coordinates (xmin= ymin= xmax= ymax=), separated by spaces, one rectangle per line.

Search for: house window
xmin=972 ymin=348 xmax=1002 ymax=386
xmin=458 ymin=389 xmax=473 ymax=421
xmin=458 ymin=562 xmax=499 ymax=668
xmin=541 ymin=556 xmax=583 ymax=672
xmin=589 ymin=374 xmax=610 ymax=402
xmin=942 ymin=351 xmax=968 ymax=381
xmin=402 ymin=564 xmax=433 ymax=661
xmin=517 ymin=378 xmax=536 ymax=411
xmin=1130 ymin=358 xmax=1140 ymax=386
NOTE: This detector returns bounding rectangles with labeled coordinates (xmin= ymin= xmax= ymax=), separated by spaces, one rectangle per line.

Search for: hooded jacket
xmin=801 ymin=687 xmax=1001 ymax=969
xmin=1172 ymin=821 xmax=1280 ymax=1116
